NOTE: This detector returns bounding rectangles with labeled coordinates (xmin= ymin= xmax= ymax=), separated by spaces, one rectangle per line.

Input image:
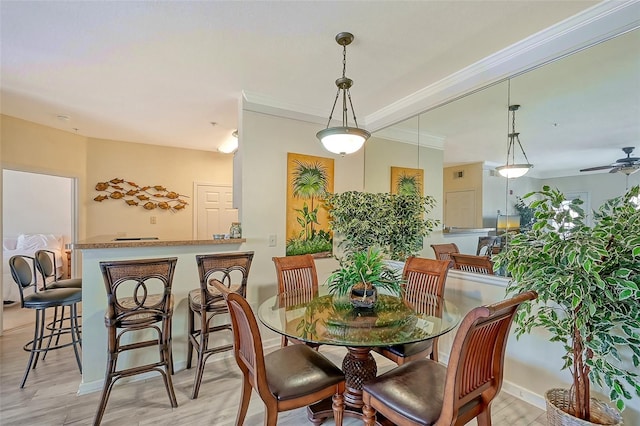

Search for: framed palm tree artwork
xmin=390 ymin=166 xmax=423 ymax=195
xmin=286 ymin=153 xmax=334 ymax=257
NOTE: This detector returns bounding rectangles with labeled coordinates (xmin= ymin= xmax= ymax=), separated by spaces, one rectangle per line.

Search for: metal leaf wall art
xmin=94 ymin=178 xmax=189 ymax=212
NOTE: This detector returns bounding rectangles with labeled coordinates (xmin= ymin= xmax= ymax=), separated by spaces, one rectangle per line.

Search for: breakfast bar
xmin=70 ymin=238 xmax=245 ymax=394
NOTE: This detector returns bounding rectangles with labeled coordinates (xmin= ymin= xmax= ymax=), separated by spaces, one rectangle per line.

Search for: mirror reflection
xmin=366 ymin=28 xmax=640 ymax=258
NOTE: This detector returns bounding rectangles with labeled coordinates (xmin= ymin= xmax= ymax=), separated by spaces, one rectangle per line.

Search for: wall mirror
xmin=366 ymin=28 xmax=640 ymax=229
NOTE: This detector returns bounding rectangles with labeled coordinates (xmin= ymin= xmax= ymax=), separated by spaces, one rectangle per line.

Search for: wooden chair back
xmin=402 ymin=256 xmax=450 ymax=308
xmin=211 ymin=280 xmax=270 ymax=401
xmin=451 ymin=253 xmax=494 ymax=275
xmin=273 ymin=254 xmax=320 ymax=347
xmin=439 ymin=291 xmax=537 ymax=424
xmin=100 ymin=257 xmax=177 ymax=328
xmin=196 ymin=251 xmax=254 ymax=303
xmin=272 ymin=254 xmax=318 ymax=296
xmin=476 ymin=236 xmax=501 ymax=256
xmin=429 ymin=243 xmax=459 ymax=267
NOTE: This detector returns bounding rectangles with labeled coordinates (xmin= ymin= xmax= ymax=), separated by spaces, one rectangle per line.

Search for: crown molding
xmin=366 ymin=0 xmax=640 ymax=132
xmin=241 ymin=90 xmax=329 ymax=125
xmin=374 ymin=126 xmax=445 ymax=150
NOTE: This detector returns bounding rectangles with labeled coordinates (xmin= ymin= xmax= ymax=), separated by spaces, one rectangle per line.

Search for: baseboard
xmin=78 ymin=337 xmax=283 ymax=396
xmin=501 ymin=381 xmax=546 ymax=411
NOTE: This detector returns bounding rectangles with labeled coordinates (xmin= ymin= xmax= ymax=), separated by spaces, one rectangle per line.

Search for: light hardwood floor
xmin=0 ymin=310 xmax=547 ymax=426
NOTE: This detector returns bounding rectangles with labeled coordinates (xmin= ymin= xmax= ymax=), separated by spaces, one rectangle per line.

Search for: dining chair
xmin=430 ymin=243 xmax=459 ymax=268
xmin=35 ymin=249 xmax=83 ymax=357
xmin=373 ymin=256 xmax=450 ymax=365
xmin=362 ymin=290 xmax=537 ymax=426
xmin=186 ymin=251 xmax=254 ymax=399
xmin=476 ymin=236 xmax=501 ymax=257
xmin=212 ymin=279 xmax=346 ymax=426
xmin=94 ymin=257 xmax=178 ymax=426
xmin=451 ymin=253 xmax=494 ymax=274
xmin=9 ymin=255 xmax=82 ymax=388
xmin=272 ymin=254 xmax=320 ymax=348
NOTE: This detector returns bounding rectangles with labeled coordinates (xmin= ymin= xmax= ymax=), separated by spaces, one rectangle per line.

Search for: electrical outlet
xmin=150 ymin=216 xmax=157 ymax=224
xmin=268 ymin=234 xmax=277 ymax=247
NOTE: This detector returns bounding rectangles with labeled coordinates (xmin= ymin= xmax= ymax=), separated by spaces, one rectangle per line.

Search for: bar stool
xmin=186 ymin=251 xmax=254 ymax=399
xmin=94 ymin=257 xmax=178 ymax=425
xmin=9 ymin=255 xmax=82 ymax=388
xmin=35 ymin=249 xmax=83 ymax=357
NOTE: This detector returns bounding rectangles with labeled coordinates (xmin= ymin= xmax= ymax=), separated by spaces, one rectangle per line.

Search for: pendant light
xmin=496 ymin=104 xmax=533 ymax=178
xmin=316 ymin=32 xmax=370 ymax=156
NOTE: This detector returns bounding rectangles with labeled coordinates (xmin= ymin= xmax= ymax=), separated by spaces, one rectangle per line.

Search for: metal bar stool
xmin=94 ymin=257 xmax=178 ymax=425
xmin=35 ymin=249 xmax=83 ymax=357
xmin=9 ymin=255 xmax=82 ymax=388
xmin=186 ymin=251 xmax=254 ymax=399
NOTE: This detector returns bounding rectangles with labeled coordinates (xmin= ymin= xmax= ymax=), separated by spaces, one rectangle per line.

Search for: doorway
xmin=2 ymin=169 xmax=76 ymax=331
xmin=193 ymin=183 xmax=238 ymax=239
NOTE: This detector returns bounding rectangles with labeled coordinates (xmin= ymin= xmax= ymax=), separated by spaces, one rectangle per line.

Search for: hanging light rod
xmin=316 ymin=32 xmax=370 ymax=156
xmin=496 ymin=104 xmax=533 ymax=179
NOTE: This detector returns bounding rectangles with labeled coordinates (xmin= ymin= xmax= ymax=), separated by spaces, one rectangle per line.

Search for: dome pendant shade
xmin=496 ymin=105 xmax=533 ymax=179
xmin=317 ymin=127 xmax=370 ymax=156
xmin=317 ymin=32 xmax=370 ymax=155
xmin=496 ymin=163 xmax=533 ymax=178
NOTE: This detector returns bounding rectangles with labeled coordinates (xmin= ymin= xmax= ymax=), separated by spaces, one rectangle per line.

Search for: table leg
xmin=307 ymin=346 xmax=377 ymax=423
xmin=342 ymin=346 xmax=377 ymax=407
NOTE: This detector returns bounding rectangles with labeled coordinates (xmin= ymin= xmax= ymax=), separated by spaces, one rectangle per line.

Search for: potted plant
xmin=323 ymin=191 xmax=439 ymax=261
xmin=326 ymin=247 xmax=404 ymax=309
xmin=494 ymin=185 xmax=640 ymax=425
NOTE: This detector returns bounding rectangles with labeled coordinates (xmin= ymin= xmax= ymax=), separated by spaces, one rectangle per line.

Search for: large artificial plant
xmin=494 ymin=185 xmax=640 ymax=421
xmin=323 ymin=191 xmax=438 ymax=261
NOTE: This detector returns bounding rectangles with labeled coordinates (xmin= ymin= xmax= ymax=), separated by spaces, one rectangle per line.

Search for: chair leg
xmin=42 ymin=305 xmax=60 ymax=360
xmin=186 ymin=306 xmax=194 ymax=369
xmin=362 ymin=404 xmax=376 ymax=426
xmin=263 ymin=408 xmax=278 ymax=426
xmin=161 ymin=318 xmax=178 ymax=407
xmin=431 ymin=337 xmax=439 ymax=363
xmin=70 ymin=303 xmax=82 ymax=373
xmin=236 ymin=376 xmax=252 ymax=426
xmin=32 ymin=308 xmax=47 ymax=369
xmin=191 ymin=313 xmax=210 ymax=399
xmin=476 ymin=407 xmax=492 ymax=426
xmin=20 ymin=309 xmax=43 ymax=388
xmin=332 ymin=391 xmax=344 ymax=426
xmin=94 ymin=345 xmax=117 ymax=425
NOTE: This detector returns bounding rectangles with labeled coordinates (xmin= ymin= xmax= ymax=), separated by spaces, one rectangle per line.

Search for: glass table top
xmin=257 ymin=287 xmax=461 ymax=348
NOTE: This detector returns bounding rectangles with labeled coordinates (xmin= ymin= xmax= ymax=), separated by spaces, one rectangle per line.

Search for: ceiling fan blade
xmin=580 ymin=165 xmax=613 ymax=172
xmin=609 ymin=167 xmax=621 ymax=174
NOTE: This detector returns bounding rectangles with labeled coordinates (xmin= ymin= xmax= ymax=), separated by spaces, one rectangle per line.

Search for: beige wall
xmin=2 ymin=115 xmax=89 ymax=238
xmin=239 ymin=109 xmax=365 ymax=305
xmin=1 ymin=114 xmax=234 ymax=242
xmin=85 ymin=138 xmax=232 ymax=240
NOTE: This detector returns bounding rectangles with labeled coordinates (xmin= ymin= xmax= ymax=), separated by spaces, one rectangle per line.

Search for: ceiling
xmin=1 ymin=1 xmax=638 ymax=177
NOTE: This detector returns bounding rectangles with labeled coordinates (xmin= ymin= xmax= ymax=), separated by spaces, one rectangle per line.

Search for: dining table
xmin=257 ymin=287 xmax=461 ymax=422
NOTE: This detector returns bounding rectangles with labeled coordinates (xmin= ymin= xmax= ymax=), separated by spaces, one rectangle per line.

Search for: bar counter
xmin=73 ymin=238 xmax=246 ymax=394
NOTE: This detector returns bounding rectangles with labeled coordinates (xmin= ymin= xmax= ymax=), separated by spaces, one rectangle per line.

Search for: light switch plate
xmin=268 ymin=234 xmax=277 ymax=247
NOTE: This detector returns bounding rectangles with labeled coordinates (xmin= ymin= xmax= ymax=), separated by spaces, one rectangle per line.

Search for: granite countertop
xmin=68 ymin=238 xmax=246 ymax=249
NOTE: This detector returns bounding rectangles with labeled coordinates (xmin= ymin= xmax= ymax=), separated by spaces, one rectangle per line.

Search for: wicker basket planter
xmin=545 ymin=388 xmax=623 ymax=426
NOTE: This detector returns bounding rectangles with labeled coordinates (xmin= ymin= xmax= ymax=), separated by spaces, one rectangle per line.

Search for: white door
xmin=445 ymin=190 xmax=476 ymax=228
xmin=194 ymin=184 xmax=238 ymax=239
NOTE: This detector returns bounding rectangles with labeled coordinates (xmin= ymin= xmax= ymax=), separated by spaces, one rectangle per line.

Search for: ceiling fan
xmin=580 ymin=147 xmax=640 ymax=175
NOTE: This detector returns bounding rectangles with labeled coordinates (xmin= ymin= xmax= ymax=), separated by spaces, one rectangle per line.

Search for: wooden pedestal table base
xmin=307 ymin=346 xmax=377 ymax=424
